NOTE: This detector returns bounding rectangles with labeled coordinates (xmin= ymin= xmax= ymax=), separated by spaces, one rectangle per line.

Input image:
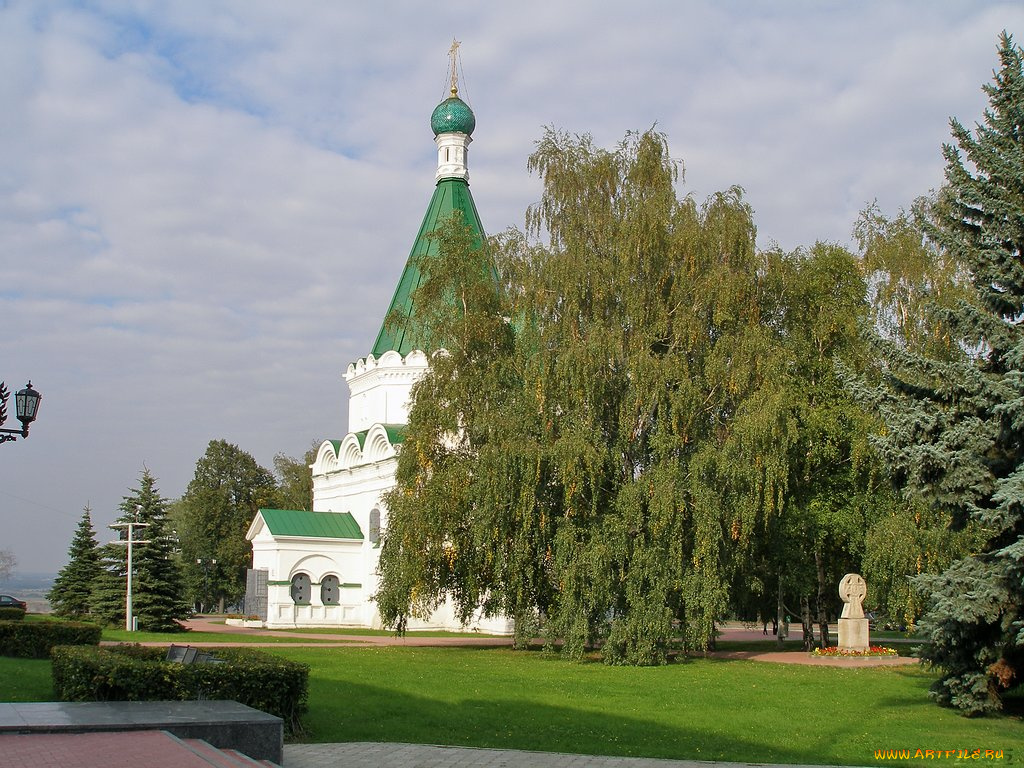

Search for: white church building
xmin=245 ymin=65 xmax=511 ymax=634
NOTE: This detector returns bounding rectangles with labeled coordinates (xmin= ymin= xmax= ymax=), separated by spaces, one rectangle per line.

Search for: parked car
xmin=0 ymin=595 xmax=27 ymax=610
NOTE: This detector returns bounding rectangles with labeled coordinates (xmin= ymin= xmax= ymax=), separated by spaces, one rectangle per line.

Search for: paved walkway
xmin=166 ymin=616 xmax=918 ymax=669
xmin=0 ymin=734 xmax=837 ymax=768
xmin=282 ymin=742 xmax=832 ymax=768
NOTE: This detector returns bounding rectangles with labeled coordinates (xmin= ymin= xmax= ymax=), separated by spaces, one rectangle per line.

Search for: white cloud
xmin=2 ymin=0 xmax=1024 ymax=573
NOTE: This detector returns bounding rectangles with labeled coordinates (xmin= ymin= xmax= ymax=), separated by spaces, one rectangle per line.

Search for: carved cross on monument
xmin=837 ymin=573 xmax=869 ymax=651
xmin=839 ymin=573 xmax=867 ymax=619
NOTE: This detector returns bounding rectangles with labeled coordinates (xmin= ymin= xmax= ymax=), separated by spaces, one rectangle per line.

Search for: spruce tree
xmin=89 ymin=541 xmax=128 ymax=627
xmin=91 ymin=469 xmax=190 ymax=630
xmin=48 ymin=505 xmax=102 ymax=618
xmin=867 ymin=33 xmax=1024 ymax=714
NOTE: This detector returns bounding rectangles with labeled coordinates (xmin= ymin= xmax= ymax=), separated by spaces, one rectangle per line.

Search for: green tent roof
xmin=257 ymin=509 xmax=363 ymax=540
xmin=371 ymin=177 xmax=486 ymax=357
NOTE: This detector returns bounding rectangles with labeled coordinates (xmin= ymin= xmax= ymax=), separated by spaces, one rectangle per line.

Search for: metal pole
xmin=126 ymin=528 xmax=133 ymax=632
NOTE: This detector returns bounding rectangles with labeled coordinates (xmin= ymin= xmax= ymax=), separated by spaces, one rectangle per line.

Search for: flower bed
xmin=811 ymin=645 xmax=898 ymax=657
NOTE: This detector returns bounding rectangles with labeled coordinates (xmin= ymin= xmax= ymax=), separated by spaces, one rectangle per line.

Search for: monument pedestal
xmin=838 ymin=617 xmax=869 ymax=651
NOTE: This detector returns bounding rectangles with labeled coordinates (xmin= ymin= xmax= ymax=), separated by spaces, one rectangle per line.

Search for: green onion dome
xmin=430 ymin=93 xmax=476 ymax=136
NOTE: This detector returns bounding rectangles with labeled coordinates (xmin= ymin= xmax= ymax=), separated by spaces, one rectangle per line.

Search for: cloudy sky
xmin=2 ymin=0 xmax=1023 ymax=576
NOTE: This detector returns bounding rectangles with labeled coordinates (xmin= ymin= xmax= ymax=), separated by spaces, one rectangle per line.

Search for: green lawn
xmin=0 ymin=656 xmax=52 ymax=701
xmin=98 ymin=628 xmax=350 ymax=644
xmin=2 ymin=644 xmax=1020 ymax=767
xmin=264 ymin=646 xmax=1022 ymax=766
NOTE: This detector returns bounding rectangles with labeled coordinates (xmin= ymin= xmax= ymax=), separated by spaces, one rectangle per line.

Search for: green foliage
xmin=0 ymin=619 xmax=100 ymax=658
xmin=90 ymin=469 xmax=190 ymax=631
xmin=48 ymin=505 xmax=102 ymax=620
xmin=737 ymin=243 xmax=886 ymax=648
xmin=273 ymin=441 xmax=320 ymax=512
xmin=376 ymin=208 xmax=517 ymax=632
xmin=852 ymin=201 xmax=983 ymax=631
xmin=88 ymin=553 xmax=128 ymax=627
xmin=0 ymin=607 xmax=25 ymax=621
xmin=854 ymin=200 xmax=968 ymax=358
xmin=862 ymin=500 xmax=983 ymax=629
xmin=379 ymin=129 xmax=881 ymax=664
xmin=50 ymin=644 xmax=309 ymax=734
xmin=862 ymin=33 xmax=1024 ymax=714
xmin=175 ymin=440 xmax=278 ymax=611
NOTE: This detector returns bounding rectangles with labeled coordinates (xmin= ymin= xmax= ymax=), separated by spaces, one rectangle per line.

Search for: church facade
xmin=246 ymin=71 xmax=511 ymax=633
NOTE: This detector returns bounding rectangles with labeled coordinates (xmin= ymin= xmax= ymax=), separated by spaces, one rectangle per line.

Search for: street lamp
xmin=0 ymin=381 xmax=41 ymax=445
xmin=111 ymin=515 xmax=150 ymax=631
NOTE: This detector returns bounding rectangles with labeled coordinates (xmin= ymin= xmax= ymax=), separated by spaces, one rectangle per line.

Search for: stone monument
xmin=837 ymin=573 xmax=869 ymax=651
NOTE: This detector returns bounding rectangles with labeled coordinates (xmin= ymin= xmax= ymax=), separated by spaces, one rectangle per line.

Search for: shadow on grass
xmin=300 ymin=676 xmax=835 ymax=765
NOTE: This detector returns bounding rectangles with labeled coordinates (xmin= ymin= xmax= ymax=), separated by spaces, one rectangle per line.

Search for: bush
xmin=0 ymin=619 xmax=101 ymax=658
xmin=0 ymin=607 xmax=26 ymax=621
xmin=50 ymin=644 xmax=309 ymax=734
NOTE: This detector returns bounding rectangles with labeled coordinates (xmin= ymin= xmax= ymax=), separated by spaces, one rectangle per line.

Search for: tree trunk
xmin=814 ymin=547 xmax=829 ymax=649
xmin=776 ymin=570 xmax=785 ymax=649
xmin=801 ymin=595 xmax=813 ymax=651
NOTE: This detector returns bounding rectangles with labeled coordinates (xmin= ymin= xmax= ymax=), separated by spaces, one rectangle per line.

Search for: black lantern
xmin=1 ymin=380 xmax=42 ymax=444
xmin=15 ymin=382 xmax=41 ymax=431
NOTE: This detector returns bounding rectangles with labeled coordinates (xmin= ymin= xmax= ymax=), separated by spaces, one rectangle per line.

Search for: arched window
xmin=369 ymin=508 xmax=381 ymax=546
xmin=290 ymin=573 xmax=310 ymax=604
xmin=321 ymin=575 xmax=340 ymax=606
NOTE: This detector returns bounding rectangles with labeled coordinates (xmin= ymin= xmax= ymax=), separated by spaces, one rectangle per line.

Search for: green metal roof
xmin=350 ymin=425 xmax=405 ymax=449
xmin=258 ymin=509 xmax=364 ymax=540
xmin=371 ymin=177 xmax=486 ymax=357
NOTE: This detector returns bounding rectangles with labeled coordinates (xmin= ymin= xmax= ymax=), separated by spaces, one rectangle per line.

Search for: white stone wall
xmin=251 ymin=347 xmax=512 ymax=634
xmin=345 ymin=351 xmax=428 ymax=432
xmin=435 ymin=131 xmax=471 ymax=182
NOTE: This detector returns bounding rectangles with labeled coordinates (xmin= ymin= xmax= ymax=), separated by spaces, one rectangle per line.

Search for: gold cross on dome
xmin=448 ymin=38 xmax=461 ymax=97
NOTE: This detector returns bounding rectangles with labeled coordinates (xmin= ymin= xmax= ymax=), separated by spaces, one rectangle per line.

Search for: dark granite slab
xmin=0 ymin=700 xmax=283 ymax=764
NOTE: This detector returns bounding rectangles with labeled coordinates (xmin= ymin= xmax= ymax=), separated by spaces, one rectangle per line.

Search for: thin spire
xmin=448 ymin=38 xmax=461 ymax=98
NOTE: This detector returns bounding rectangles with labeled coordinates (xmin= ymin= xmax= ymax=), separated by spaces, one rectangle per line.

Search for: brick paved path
xmin=1 ymin=731 xmax=244 ymax=768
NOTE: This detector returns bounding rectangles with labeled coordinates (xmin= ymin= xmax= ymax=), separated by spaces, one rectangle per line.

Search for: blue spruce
xmin=869 ymin=32 xmax=1024 ymax=714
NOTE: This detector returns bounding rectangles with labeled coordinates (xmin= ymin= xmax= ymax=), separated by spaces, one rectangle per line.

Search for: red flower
xmin=811 ymin=646 xmax=898 ymax=657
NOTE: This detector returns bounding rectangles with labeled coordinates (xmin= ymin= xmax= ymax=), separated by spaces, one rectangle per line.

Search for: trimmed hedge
xmin=50 ymin=644 xmax=309 ymax=735
xmin=0 ymin=607 xmax=26 ymax=621
xmin=0 ymin=619 xmax=101 ymax=658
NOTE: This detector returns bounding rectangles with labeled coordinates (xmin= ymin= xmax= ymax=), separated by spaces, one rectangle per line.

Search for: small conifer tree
xmin=48 ymin=505 xmax=102 ymax=618
xmin=91 ymin=469 xmax=190 ymax=631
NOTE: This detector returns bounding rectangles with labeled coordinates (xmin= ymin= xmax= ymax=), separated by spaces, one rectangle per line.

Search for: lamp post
xmin=196 ymin=558 xmax=217 ymax=613
xmin=0 ymin=381 xmax=41 ymax=445
xmin=111 ymin=515 xmax=150 ymax=631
